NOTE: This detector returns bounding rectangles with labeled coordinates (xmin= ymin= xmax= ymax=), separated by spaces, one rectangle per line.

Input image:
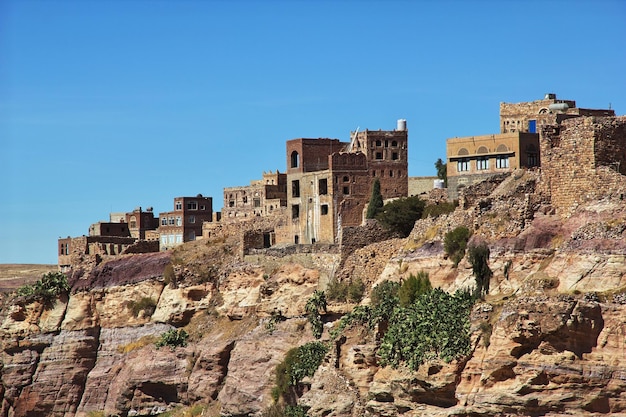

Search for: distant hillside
xmin=0 ymin=264 xmax=57 ymax=292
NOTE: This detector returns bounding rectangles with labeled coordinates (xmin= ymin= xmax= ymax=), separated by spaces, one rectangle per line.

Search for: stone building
xmin=158 ymin=195 xmax=214 ymax=250
xmin=446 ymin=94 xmax=615 ymax=199
xmin=276 ymin=121 xmax=409 ymax=245
xmin=222 ymin=170 xmax=287 ymax=222
xmin=539 ymin=115 xmax=626 ymax=216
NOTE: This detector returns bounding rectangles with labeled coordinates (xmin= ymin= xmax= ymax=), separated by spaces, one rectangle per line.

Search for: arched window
xmin=458 ymin=148 xmax=469 ymax=156
xmin=391 ymin=141 xmax=398 ymax=147
xmin=496 ymin=144 xmax=508 ymax=153
xmin=343 ymin=175 xmax=349 ymax=182
xmin=477 ymin=146 xmax=489 ymax=154
xmin=290 ymin=151 xmax=300 ymax=168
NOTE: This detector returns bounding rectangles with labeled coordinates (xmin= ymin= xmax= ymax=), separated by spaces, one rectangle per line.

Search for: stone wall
xmin=340 ymin=219 xmax=398 ymax=264
xmin=539 ymin=116 xmax=626 ymax=216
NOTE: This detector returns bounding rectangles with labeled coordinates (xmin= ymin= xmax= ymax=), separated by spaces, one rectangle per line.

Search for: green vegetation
xmin=325 ymin=278 xmax=365 ymax=303
xmin=443 ymin=226 xmax=471 ymax=266
xmin=126 ymin=297 xmax=157 ymax=318
xmin=16 ymin=271 xmax=69 ymax=304
xmin=272 ymin=341 xmax=328 ymax=404
xmin=422 ymin=200 xmax=458 ymax=219
xmin=262 ymin=404 xmax=310 ymax=417
xmin=305 ymin=290 xmax=327 ymax=339
xmin=398 ymin=271 xmax=432 ymax=307
xmin=468 ymin=243 xmax=493 ymax=299
xmin=366 ymin=178 xmax=384 ymax=219
xmin=266 ymin=310 xmax=286 ymax=334
xmin=435 ymin=158 xmax=448 ymax=187
xmin=378 ymin=288 xmax=474 ymax=370
xmin=155 ymin=329 xmax=189 ymax=350
xmin=376 ymin=196 xmax=426 ymax=237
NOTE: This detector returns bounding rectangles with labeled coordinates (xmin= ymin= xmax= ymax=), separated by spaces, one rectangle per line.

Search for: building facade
xmin=446 ymin=94 xmax=615 ymax=199
xmin=223 ymin=170 xmax=287 ymax=222
xmin=276 ymin=121 xmax=409 ymax=245
xmin=158 ymin=195 xmax=213 ymax=250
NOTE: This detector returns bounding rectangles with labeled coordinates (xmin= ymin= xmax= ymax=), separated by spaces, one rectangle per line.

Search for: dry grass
xmin=117 ymin=335 xmax=158 ymax=354
xmin=0 ymin=264 xmax=58 ymax=292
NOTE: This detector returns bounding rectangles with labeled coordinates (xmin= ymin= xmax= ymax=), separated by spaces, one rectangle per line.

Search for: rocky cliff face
xmin=2 ymin=172 xmax=626 ymax=417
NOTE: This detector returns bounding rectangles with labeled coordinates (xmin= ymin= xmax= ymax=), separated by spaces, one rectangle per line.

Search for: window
xmin=176 ymin=234 xmax=183 ymax=243
xmin=375 ymin=152 xmax=383 ymax=160
xmin=294 ymin=235 xmax=299 ymax=244
xmin=392 ymin=152 xmax=399 ymax=160
xmin=130 ymin=217 xmax=137 ymax=229
xmin=161 ymin=236 xmax=167 ymax=245
xmin=200 ymin=205 xmax=206 ymax=210
xmin=161 ymin=217 xmax=167 ymax=226
xmin=477 ymin=157 xmax=489 ymax=170
xmin=168 ymin=217 xmax=175 ymax=225
xmin=372 ymin=170 xmax=376 ymax=177
xmin=187 ymin=201 xmax=198 ymax=210
xmin=229 ymin=200 xmax=235 ymax=207
xmin=318 ymin=178 xmax=328 ymax=195
xmin=528 ymin=153 xmax=538 ymax=167
xmin=292 ymin=180 xmax=300 ymax=197
xmin=392 ymin=141 xmax=398 ymax=147
xmin=291 ymin=151 xmax=300 ymax=168
xmin=175 ymin=201 xmax=182 ymax=210
xmin=188 ymin=231 xmax=196 ymax=241
xmin=375 ymin=140 xmax=382 ymax=147
xmin=385 ymin=140 xmax=389 ymax=147
xmin=343 ymin=176 xmax=349 ymax=182
xmin=343 ymin=186 xmax=350 ymax=195
xmin=188 ymin=215 xmax=195 ymax=224
xmin=242 ymin=196 xmax=248 ymax=204
xmin=457 ymin=158 xmax=469 ymax=172
xmin=496 ymin=156 xmax=509 ymax=169
xmin=292 ymin=204 xmax=300 ymax=219
xmin=176 ymin=216 xmax=182 ymax=226
xmin=253 ymin=198 xmax=261 ymax=207
xmin=321 ymin=204 xmax=329 ymax=215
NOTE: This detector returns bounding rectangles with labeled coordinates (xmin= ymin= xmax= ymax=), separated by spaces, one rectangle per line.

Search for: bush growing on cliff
xmin=326 ymin=278 xmax=365 ymax=303
xmin=468 ymin=243 xmax=493 ymax=299
xmin=378 ymin=288 xmax=473 ymax=370
xmin=398 ymin=271 xmax=432 ymax=307
xmin=272 ymin=341 xmax=328 ymax=404
xmin=376 ymin=196 xmax=425 ymax=237
xmin=443 ymin=226 xmax=471 ymax=266
xmin=17 ymin=271 xmax=69 ymax=304
xmin=422 ymin=200 xmax=458 ymax=219
xmin=305 ymin=290 xmax=327 ymax=339
xmin=156 ymin=329 xmax=189 ymax=350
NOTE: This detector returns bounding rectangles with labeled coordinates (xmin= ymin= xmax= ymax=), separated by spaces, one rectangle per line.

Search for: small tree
xmin=444 ymin=226 xmax=471 ymax=266
xmin=468 ymin=243 xmax=492 ymax=299
xmin=305 ymin=290 xmax=327 ymax=339
xmin=376 ymin=196 xmax=425 ymax=237
xmin=435 ymin=158 xmax=448 ymax=187
xmin=366 ymin=178 xmax=384 ymax=219
xmin=398 ymin=271 xmax=432 ymax=307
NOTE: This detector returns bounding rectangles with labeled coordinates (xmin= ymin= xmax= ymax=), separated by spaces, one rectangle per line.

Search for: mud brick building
xmin=158 ymin=195 xmax=214 ymax=250
xmin=223 ymin=170 xmax=287 ymax=223
xmin=275 ymin=121 xmax=409 ymax=245
xmin=447 ymin=94 xmax=615 ymax=199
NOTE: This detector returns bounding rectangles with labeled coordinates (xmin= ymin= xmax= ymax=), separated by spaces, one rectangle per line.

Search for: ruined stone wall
xmin=539 ymin=116 xmax=626 ymax=216
xmin=409 ymin=176 xmax=437 ymax=196
xmin=340 ymin=219 xmax=398 ymax=263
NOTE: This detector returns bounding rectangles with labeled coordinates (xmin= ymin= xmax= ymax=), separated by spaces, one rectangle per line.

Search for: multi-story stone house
xmin=222 ymin=170 xmax=287 ymax=222
xmin=446 ymin=94 xmax=615 ymax=199
xmin=275 ymin=120 xmax=409 ymax=245
xmin=158 ymin=195 xmax=214 ymax=250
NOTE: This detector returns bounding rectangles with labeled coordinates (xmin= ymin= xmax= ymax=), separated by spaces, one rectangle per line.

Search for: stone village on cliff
xmin=57 ymin=94 xmax=625 ymax=274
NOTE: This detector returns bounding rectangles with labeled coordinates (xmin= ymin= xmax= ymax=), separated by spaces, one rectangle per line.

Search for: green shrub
xmin=422 ymin=201 xmax=458 ymax=219
xmin=262 ymin=404 xmax=310 ymax=417
xmin=366 ymin=178 xmax=384 ymax=219
xmin=370 ymin=280 xmax=400 ymax=321
xmin=468 ymin=243 xmax=493 ymax=299
xmin=346 ymin=279 xmax=365 ymax=303
xmin=305 ymin=291 xmax=327 ymax=339
xmin=17 ymin=272 xmax=69 ymax=304
xmin=398 ymin=271 xmax=432 ymax=307
xmin=156 ymin=329 xmax=189 ymax=350
xmin=443 ymin=226 xmax=471 ymax=266
xmin=274 ymin=341 xmax=328 ymax=403
xmin=126 ymin=297 xmax=157 ymax=317
xmin=378 ymin=288 xmax=473 ymax=370
xmin=376 ymin=196 xmax=426 ymax=237
xmin=325 ymin=278 xmax=348 ymax=302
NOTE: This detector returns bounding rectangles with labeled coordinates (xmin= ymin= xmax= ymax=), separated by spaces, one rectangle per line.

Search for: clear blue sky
xmin=1 ymin=0 xmax=625 ymax=264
